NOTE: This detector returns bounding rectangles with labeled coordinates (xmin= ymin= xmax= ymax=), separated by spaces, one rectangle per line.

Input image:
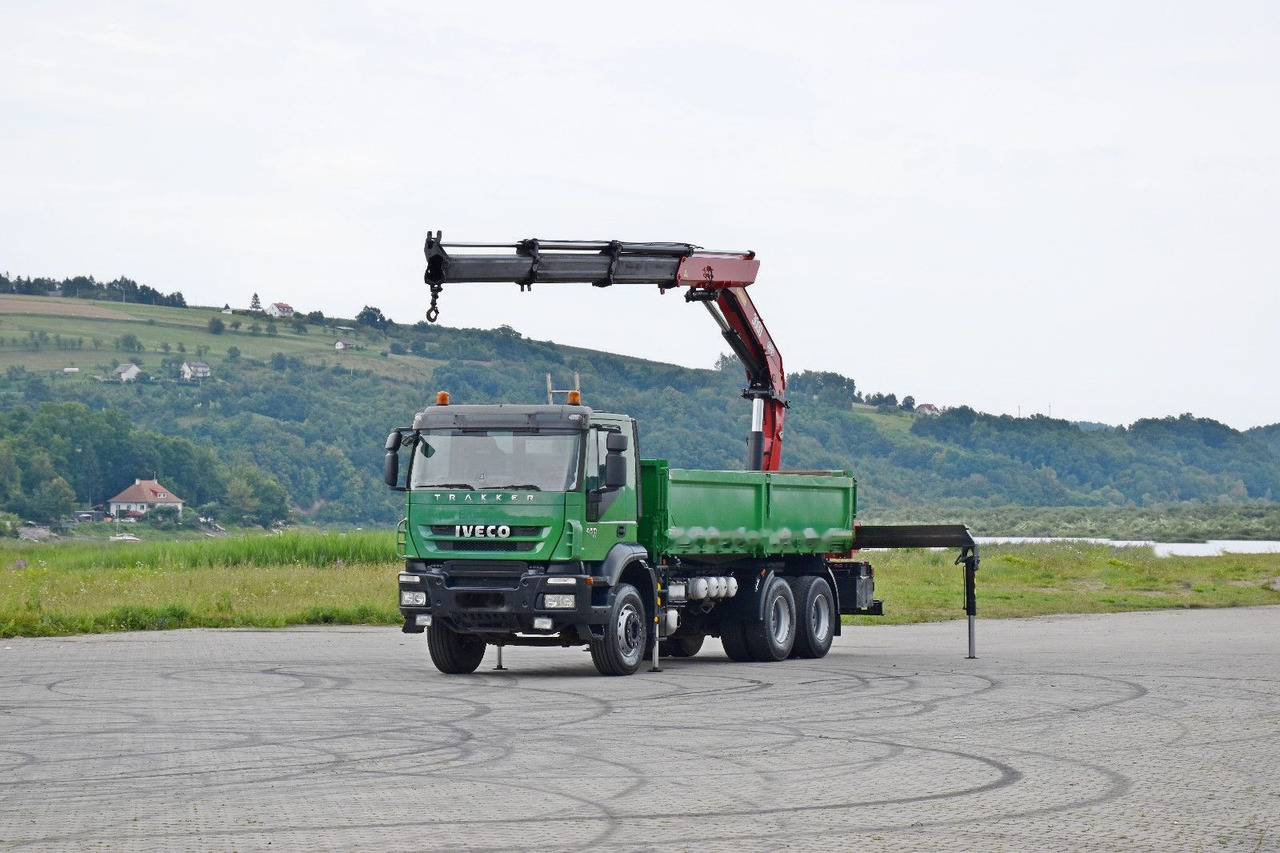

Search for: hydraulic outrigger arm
xmin=422 ymin=232 xmax=788 ymax=471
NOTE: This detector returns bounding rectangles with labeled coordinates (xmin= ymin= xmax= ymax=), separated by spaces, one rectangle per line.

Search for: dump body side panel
xmin=639 ymin=460 xmax=856 ymax=558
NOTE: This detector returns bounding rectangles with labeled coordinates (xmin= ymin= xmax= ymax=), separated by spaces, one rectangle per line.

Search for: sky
xmin=2 ymin=1 xmax=1278 ymax=429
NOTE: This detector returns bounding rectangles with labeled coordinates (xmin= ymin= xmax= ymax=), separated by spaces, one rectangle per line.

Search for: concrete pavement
xmin=1 ymin=607 xmax=1277 ymax=851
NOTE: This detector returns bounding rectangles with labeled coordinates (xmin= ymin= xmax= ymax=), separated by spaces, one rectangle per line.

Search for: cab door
xmin=581 ymin=420 xmax=639 ymax=560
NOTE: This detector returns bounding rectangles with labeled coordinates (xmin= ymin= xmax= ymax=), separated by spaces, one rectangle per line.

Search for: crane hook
xmin=426 ymin=281 xmax=443 ymax=323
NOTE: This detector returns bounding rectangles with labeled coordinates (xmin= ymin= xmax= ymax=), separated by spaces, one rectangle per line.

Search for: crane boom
xmin=421 ymin=232 xmax=788 ymax=470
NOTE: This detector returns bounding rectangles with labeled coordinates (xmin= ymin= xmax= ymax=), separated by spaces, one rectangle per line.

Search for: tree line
xmin=1 ymin=274 xmax=187 ymax=308
xmin=0 ymin=402 xmax=288 ymax=527
xmin=3 ymin=291 xmax=1279 ymax=523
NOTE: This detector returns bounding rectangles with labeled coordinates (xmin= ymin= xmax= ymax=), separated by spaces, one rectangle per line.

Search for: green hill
xmin=2 ymin=292 xmax=1279 ymax=534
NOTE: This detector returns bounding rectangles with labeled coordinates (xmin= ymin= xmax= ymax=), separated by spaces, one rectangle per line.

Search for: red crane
xmin=421 ymin=233 xmax=788 ymax=471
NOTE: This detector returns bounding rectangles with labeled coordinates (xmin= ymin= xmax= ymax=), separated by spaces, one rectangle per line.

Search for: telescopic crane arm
xmin=422 ymin=232 xmax=788 ymax=471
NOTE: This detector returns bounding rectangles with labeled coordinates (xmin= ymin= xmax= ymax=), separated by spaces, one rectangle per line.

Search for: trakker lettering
xmin=432 ymin=494 xmax=535 ymax=502
xmin=455 ymin=524 xmax=512 ymax=539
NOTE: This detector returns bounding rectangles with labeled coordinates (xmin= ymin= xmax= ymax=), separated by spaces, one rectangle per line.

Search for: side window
xmin=585 ymin=429 xmax=607 ymax=491
xmin=586 ymin=426 xmax=635 ymax=489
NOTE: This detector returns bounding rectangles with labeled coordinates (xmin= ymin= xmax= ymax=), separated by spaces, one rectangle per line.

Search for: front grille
xmin=437 ymin=541 xmax=536 ymax=552
xmin=446 ymin=576 xmax=521 ymax=590
xmin=443 ymin=560 xmax=528 ymax=589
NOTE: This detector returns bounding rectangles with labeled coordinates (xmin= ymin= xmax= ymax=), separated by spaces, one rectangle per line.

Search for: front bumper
xmin=399 ymin=563 xmax=606 ymax=636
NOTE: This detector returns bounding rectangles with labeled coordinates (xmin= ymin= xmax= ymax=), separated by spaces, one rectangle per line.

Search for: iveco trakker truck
xmin=386 ymin=236 xmax=979 ymax=676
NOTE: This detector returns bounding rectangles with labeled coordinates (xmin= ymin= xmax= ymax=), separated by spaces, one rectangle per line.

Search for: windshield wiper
xmin=428 ymin=483 xmax=475 ymax=490
xmin=491 ymin=484 xmax=542 ymax=491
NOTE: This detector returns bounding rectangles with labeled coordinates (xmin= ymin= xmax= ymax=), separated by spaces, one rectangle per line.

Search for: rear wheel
xmin=744 ymin=576 xmax=796 ymax=661
xmin=426 ymin=621 xmax=487 ymax=674
xmin=720 ymin=619 xmax=753 ymax=662
xmin=789 ymin=576 xmax=835 ymax=659
xmin=660 ymin=635 xmax=705 ymax=658
xmin=590 ymin=584 xmax=647 ymax=676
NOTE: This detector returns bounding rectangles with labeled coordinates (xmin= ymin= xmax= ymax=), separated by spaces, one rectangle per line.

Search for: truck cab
xmin=388 ymin=402 xmax=657 ymax=675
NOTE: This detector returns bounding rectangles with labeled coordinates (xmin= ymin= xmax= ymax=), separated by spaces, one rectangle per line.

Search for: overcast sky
xmin=3 ymin=2 xmax=1277 ymax=429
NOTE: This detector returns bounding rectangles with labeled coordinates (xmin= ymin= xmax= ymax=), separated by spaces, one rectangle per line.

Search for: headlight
xmin=401 ymin=591 xmax=427 ymax=607
xmin=541 ymin=594 xmax=576 ymax=609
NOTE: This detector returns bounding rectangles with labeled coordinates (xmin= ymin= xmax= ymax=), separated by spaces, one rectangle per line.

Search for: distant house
xmin=335 ymin=339 xmax=355 ymax=351
xmin=221 ymin=304 xmax=233 ymax=314
xmin=915 ymin=403 xmax=940 ymax=416
xmin=62 ymin=367 xmax=80 ymax=374
xmin=181 ymin=360 xmax=212 ymax=381
xmin=267 ymin=302 xmax=295 ymax=318
xmin=113 ymin=363 xmax=140 ymax=383
xmin=108 ymin=479 xmax=184 ymax=519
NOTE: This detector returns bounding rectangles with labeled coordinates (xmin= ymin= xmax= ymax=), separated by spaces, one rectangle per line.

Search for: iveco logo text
xmin=455 ymin=525 xmax=511 ymax=539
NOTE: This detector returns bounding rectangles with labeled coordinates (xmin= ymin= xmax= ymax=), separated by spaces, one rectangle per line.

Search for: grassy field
xmin=3 ymin=533 xmax=1277 ymax=638
xmin=0 ymin=294 xmax=428 ymax=383
xmin=849 ymin=541 xmax=1280 ymax=625
xmin=0 ymin=532 xmax=400 ymax=636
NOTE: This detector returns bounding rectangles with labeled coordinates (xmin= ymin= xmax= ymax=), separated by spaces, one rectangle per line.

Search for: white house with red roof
xmin=108 ymin=479 xmax=185 ymax=519
xmin=266 ymin=302 xmax=295 ymax=318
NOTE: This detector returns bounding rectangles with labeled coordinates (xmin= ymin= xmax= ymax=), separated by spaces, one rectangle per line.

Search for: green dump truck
xmin=388 ymin=401 xmax=882 ymax=675
xmin=386 ymin=236 xmax=980 ymax=676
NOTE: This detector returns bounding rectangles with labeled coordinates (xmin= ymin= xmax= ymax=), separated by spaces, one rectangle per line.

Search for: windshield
xmin=409 ymin=429 xmax=582 ymax=492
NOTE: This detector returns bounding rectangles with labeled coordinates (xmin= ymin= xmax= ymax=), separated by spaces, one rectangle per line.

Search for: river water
xmin=973 ymin=537 xmax=1280 ymax=558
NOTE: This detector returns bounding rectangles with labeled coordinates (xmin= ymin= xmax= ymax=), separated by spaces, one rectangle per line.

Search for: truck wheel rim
xmin=618 ymin=603 xmax=643 ymax=661
xmin=770 ymin=595 xmax=792 ymax=645
xmin=811 ymin=594 xmax=831 ymax=642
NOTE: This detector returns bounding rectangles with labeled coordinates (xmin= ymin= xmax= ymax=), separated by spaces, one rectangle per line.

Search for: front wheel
xmin=590 ymin=583 xmax=647 ymax=676
xmin=426 ymin=621 xmax=487 ymax=674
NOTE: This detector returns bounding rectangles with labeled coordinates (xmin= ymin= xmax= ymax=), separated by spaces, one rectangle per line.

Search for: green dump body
xmin=639 ymin=460 xmax=857 ymax=558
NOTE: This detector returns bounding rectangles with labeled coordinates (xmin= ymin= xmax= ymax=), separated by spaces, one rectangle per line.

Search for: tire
xmin=660 ymin=635 xmax=705 ymax=658
xmin=789 ymin=576 xmax=835 ymax=659
xmin=426 ymin=621 xmax=487 ymax=674
xmin=743 ymin=576 xmax=796 ymax=661
xmin=720 ymin=619 xmax=754 ymax=662
xmin=590 ymin=583 xmax=647 ymax=676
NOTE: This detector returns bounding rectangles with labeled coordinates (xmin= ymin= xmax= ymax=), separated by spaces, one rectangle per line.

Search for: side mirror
xmin=604 ymin=454 xmax=626 ymax=489
xmin=383 ymin=430 xmax=405 ymax=490
xmin=603 ymin=431 xmax=628 ymax=489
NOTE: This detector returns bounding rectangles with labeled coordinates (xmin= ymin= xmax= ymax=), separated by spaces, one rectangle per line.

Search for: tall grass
xmin=1 ymin=531 xmax=402 ymax=637
xmin=0 ymin=530 xmax=396 ymax=572
xmin=850 ymin=542 xmax=1280 ymax=625
xmin=2 ymin=535 xmax=1277 ymax=638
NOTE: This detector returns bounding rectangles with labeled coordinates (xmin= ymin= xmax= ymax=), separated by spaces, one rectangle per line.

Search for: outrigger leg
xmin=853 ymin=524 xmax=982 ymax=659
